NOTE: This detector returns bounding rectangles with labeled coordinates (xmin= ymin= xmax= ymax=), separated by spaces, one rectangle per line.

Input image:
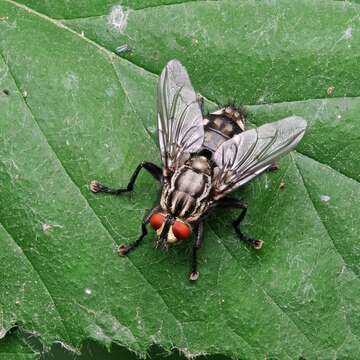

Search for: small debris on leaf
xmin=279 ymin=179 xmax=285 ymax=190
xmin=320 ymin=195 xmax=330 ymax=202
xmin=327 ymin=85 xmax=335 ymax=96
xmin=84 ymin=288 xmax=92 ymax=295
xmin=42 ymin=223 xmax=52 ymax=232
xmin=115 ymin=44 xmax=131 ymax=54
xmin=108 ymin=5 xmax=129 ymax=33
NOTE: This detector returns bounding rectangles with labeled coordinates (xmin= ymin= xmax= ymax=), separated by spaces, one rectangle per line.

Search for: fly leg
xmin=233 ymin=207 xmax=263 ymax=249
xmin=197 ymin=95 xmax=204 ymax=114
xmin=215 ymin=198 xmax=263 ymax=249
xmin=267 ymin=163 xmax=279 ymax=172
xmin=118 ymin=207 xmax=159 ymax=256
xmin=189 ymin=222 xmax=204 ymax=281
xmin=89 ymin=161 xmax=162 ymax=194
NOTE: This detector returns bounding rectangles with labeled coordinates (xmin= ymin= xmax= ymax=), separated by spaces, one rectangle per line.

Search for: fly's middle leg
xmin=89 ymin=161 xmax=162 ymax=194
xmin=214 ymin=197 xmax=263 ymax=249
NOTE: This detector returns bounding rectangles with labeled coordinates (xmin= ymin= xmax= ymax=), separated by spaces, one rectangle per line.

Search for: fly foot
xmin=118 ymin=244 xmax=130 ymax=256
xmin=253 ymin=239 xmax=264 ymax=250
xmin=267 ymin=163 xmax=279 ymax=172
xmin=89 ymin=180 xmax=103 ymax=193
xmin=238 ymin=233 xmax=264 ymax=250
xmin=189 ymin=271 xmax=199 ymax=281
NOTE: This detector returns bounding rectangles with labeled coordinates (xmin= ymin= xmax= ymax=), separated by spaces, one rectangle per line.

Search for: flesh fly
xmin=90 ymin=60 xmax=307 ymax=281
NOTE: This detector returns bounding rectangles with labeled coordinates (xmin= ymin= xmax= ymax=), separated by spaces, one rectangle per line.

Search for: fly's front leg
xmin=215 ymin=198 xmax=263 ymax=250
xmin=89 ymin=161 xmax=162 ymax=194
xmin=189 ymin=222 xmax=204 ymax=281
xmin=118 ymin=207 xmax=159 ymax=256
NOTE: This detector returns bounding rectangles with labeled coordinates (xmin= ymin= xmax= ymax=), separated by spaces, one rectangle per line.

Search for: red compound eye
xmin=172 ymin=220 xmax=191 ymax=240
xmin=149 ymin=213 xmax=165 ymax=230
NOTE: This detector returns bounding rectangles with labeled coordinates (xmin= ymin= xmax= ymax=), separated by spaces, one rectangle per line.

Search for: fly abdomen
xmin=202 ymin=106 xmax=246 ymax=153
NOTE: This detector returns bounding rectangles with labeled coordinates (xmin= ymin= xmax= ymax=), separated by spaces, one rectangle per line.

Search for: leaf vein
xmin=293 ymin=155 xmax=360 ymax=344
xmin=295 ymin=150 xmax=360 ymax=185
xmin=0 ymin=51 xmax=72 ymax=344
xmin=293 ymin=155 xmax=360 ymax=280
xmin=209 ymin=224 xmax=315 ymax=352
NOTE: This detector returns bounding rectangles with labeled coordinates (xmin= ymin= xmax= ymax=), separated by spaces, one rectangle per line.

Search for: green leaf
xmin=0 ymin=330 xmax=39 ymax=360
xmin=1 ymin=1 xmax=360 ymax=359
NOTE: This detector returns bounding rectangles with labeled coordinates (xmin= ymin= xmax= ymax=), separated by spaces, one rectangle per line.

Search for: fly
xmin=90 ymin=60 xmax=307 ymax=281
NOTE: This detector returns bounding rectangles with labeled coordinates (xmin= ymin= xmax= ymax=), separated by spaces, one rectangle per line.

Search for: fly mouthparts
xmin=155 ymin=238 xmax=169 ymax=251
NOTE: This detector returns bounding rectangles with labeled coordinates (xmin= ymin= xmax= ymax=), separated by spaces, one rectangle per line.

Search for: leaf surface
xmin=0 ymin=330 xmax=38 ymax=360
xmin=1 ymin=1 xmax=360 ymax=358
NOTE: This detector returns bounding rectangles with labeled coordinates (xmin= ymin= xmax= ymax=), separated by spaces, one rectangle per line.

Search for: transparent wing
xmin=213 ymin=116 xmax=307 ymax=199
xmin=157 ymin=59 xmax=204 ymax=176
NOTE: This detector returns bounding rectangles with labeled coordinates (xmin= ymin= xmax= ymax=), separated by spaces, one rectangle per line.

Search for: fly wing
xmin=157 ymin=60 xmax=204 ymax=177
xmin=212 ymin=116 xmax=307 ymax=199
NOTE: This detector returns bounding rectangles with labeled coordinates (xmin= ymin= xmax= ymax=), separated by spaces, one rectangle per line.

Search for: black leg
xmin=118 ymin=207 xmax=159 ymax=256
xmin=232 ymin=207 xmax=263 ymax=249
xmin=197 ymin=95 xmax=204 ymax=115
xmin=267 ymin=163 xmax=279 ymax=172
xmin=118 ymin=222 xmax=148 ymax=256
xmin=89 ymin=161 xmax=162 ymax=194
xmin=214 ymin=197 xmax=263 ymax=249
xmin=189 ymin=222 xmax=204 ymax=281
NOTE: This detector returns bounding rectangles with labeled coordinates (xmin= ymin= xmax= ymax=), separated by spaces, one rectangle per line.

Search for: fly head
xmin=149 ymin=211 xmax=192 ymax=249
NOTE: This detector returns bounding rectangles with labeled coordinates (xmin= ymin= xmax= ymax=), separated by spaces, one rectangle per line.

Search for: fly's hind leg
xmin=232 ymin=207 xmax=263 ymax=249
xmin=89 ymin=161 xmax=162 ymax=194
xmin=189 ymin=222 xmax=204 ymax=281
xmin=215 ymin=198 xmax=263 ymax=249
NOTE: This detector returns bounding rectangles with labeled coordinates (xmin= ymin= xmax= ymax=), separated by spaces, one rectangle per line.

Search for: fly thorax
xmin=174 ymin=166 xmax=211 ymax=198
xmin=185 ymin=156 xmax=212 ymax=175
